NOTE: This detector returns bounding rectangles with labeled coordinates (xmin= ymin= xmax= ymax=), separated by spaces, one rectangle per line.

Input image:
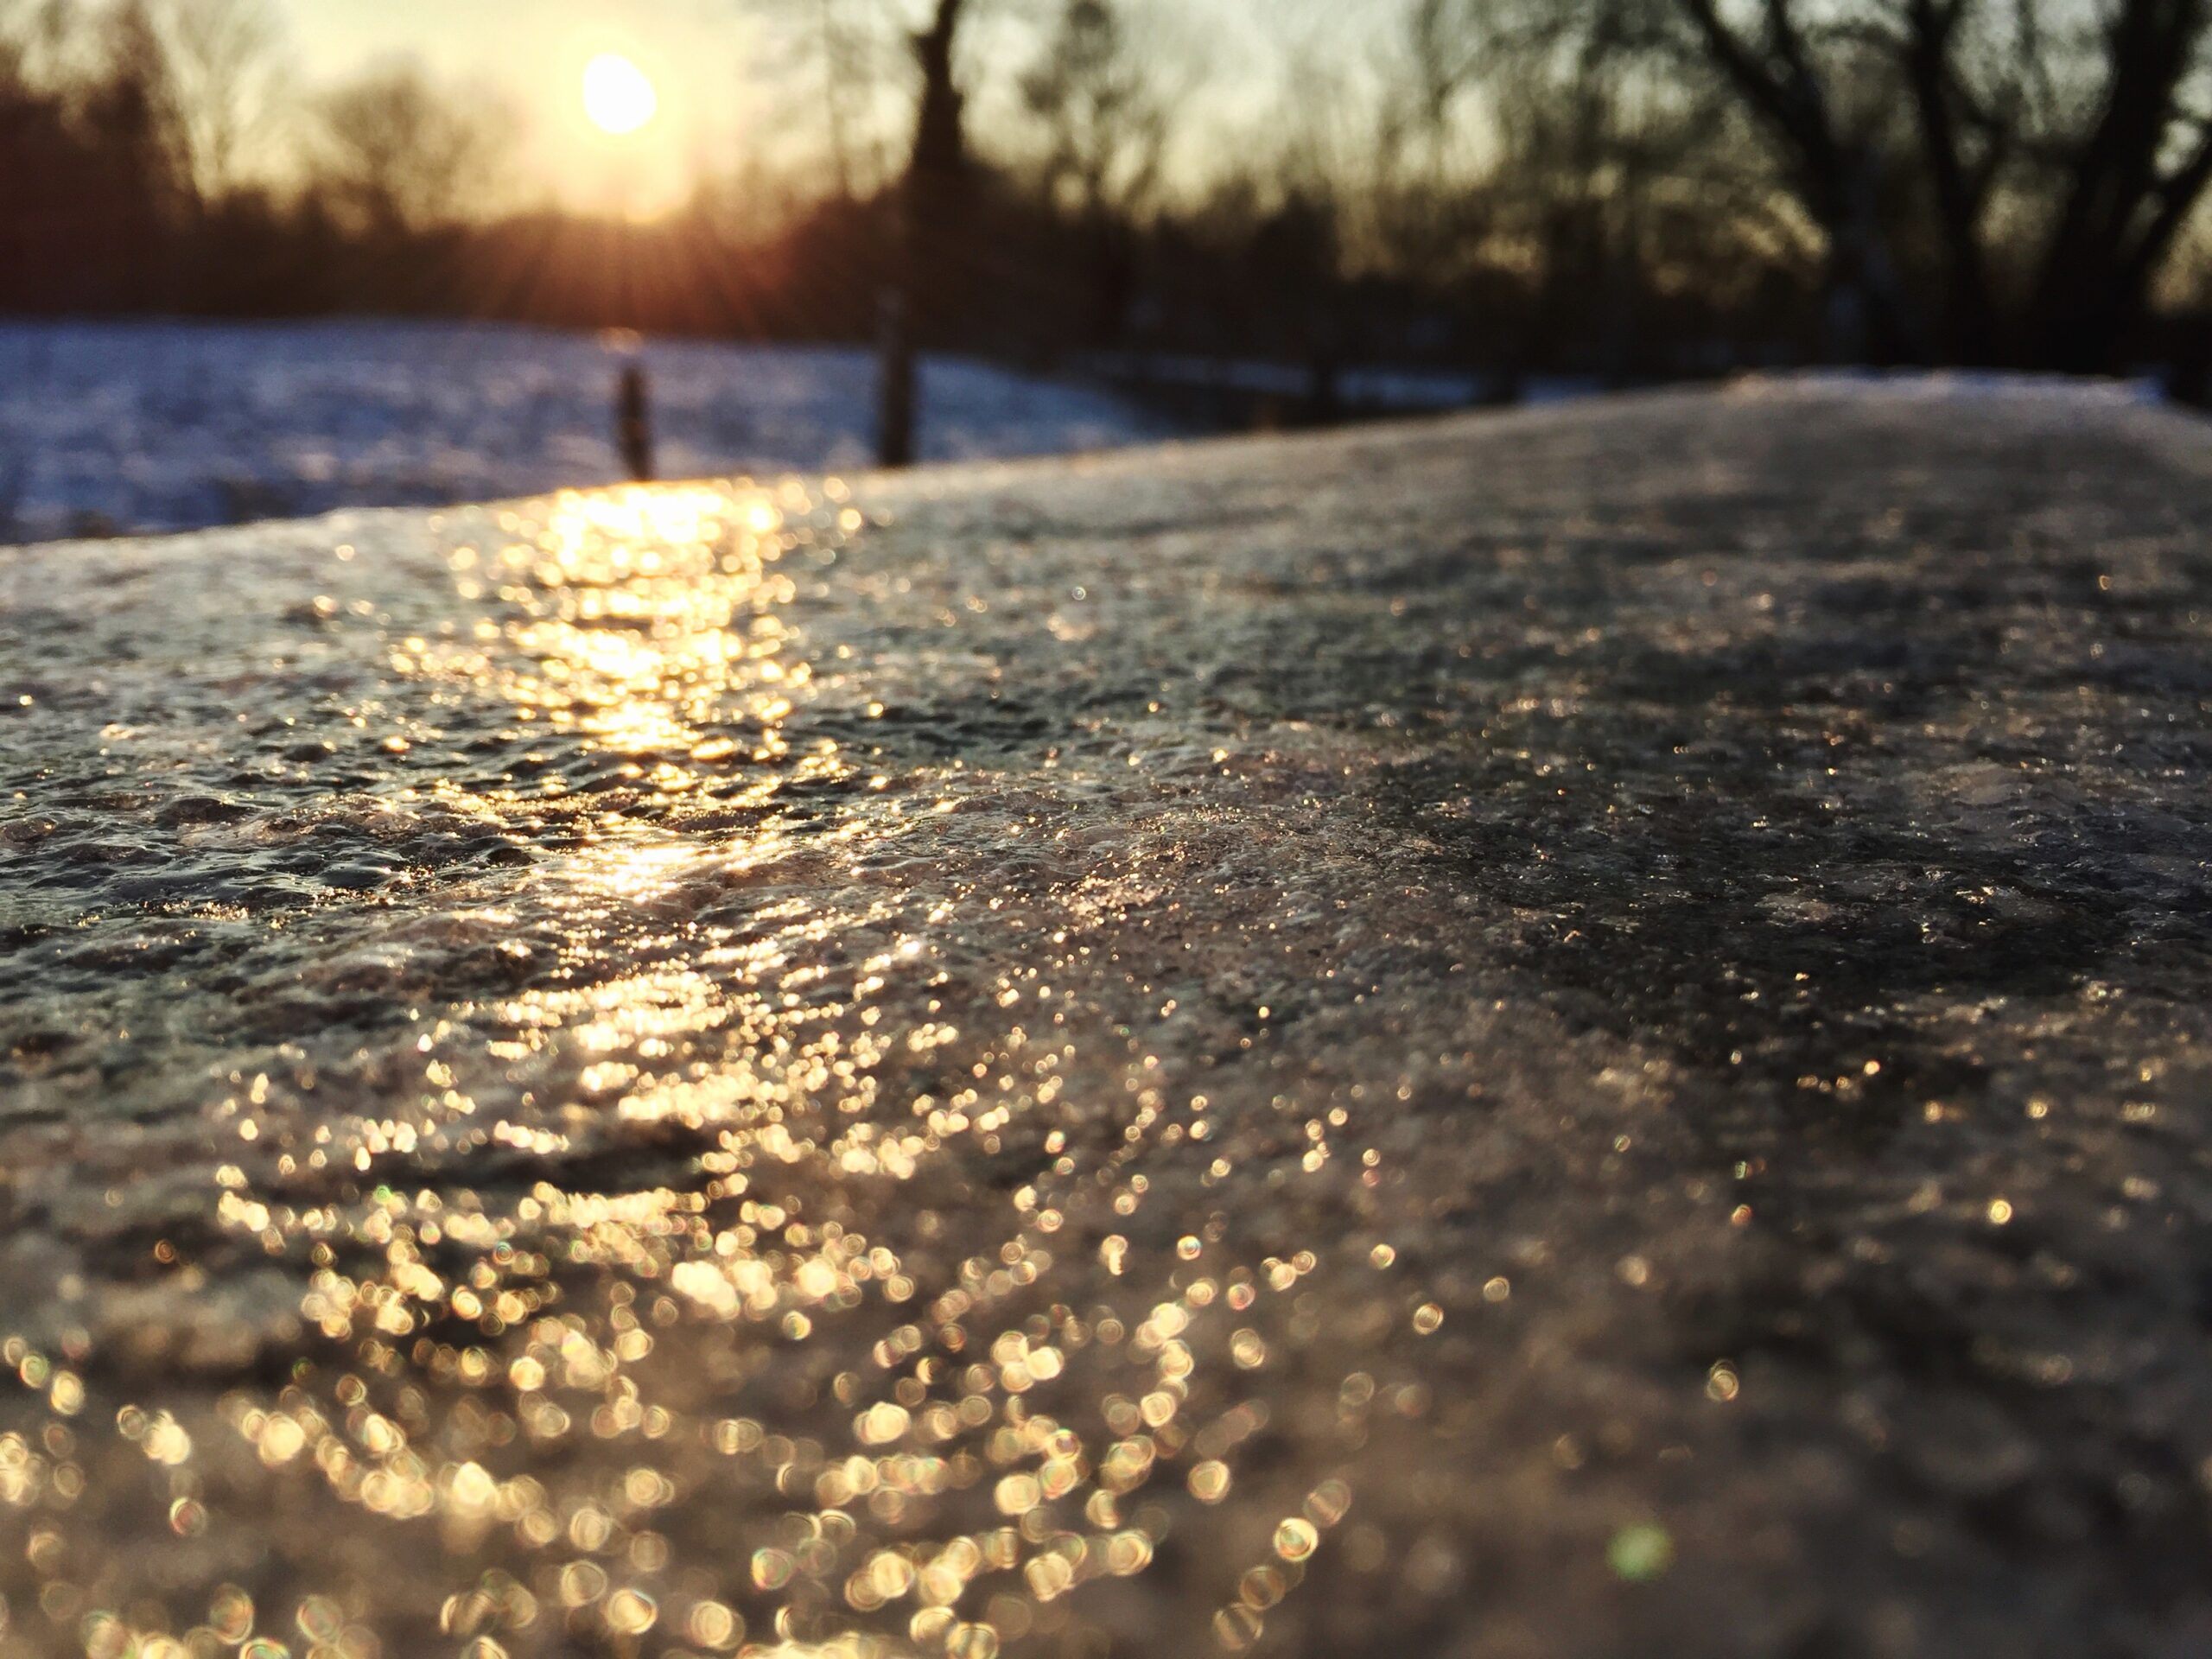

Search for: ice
xmin=3 ymin=383 xmax=2210 ymax=1655
xmin=1730 ymin=365 xmax=2166 ymax=404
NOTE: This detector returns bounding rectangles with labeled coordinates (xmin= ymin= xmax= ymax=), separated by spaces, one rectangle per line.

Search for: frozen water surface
xmin=3 ymin=385 xmax=2212 ymax=1656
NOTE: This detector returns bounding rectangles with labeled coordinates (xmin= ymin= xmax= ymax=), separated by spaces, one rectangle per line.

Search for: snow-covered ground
xmin=0 ymin=319 xmax=1178 ymax=542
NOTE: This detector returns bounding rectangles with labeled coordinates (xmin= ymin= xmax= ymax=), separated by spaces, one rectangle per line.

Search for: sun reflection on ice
xmin=0 ymin=463 xmax=1421 ymax=1659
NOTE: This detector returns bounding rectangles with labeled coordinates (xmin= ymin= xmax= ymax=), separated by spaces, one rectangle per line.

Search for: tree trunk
xmin=877 ymin=0 xmax=968 ymax=468
xmin=1673 ymin=0 xmax=1919 ymax=364
xmin=2019 ymin=0 xmax=2209 ymax=372
xmin=905 ymin=0 xmax=969 ymax=347
xmin=1900 ymin=0 xmax=1996 ymax=362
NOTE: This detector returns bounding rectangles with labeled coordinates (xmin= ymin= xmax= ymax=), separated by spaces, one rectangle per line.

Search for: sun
xmin=583 ymin=54 xmax=658 ymax=137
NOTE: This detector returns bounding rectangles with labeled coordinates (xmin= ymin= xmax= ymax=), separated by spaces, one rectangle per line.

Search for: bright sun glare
xmin=582 ymin=54 xmax=658 ymax=137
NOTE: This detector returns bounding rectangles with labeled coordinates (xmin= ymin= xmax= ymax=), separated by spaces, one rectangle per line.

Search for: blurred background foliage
xmin=3 ymin=0 xmax=2211 ymax=385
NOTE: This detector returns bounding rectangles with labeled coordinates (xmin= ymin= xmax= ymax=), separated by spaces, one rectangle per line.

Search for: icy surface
xmin=1732 ymin=366 xmax=2166 ymax=404
xmin=0 ymin=321 xmax=1173 ymax=543
xmin=3 ymin=386 xmax=2212 ymax=1656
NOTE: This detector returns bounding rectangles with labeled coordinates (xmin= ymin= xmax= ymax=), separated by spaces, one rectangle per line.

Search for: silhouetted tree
xmin=315 ymin=63 xmax=500 ymax=238
xmin=156 ymin=0 xmax=277 ymax=211
xmin=878 ymin=0 xmax=971 ymax=465
xmin=1658 ymin=0 xmax=2212 ymax=368
xmin=1016 ymin=0 xmax=1185 ymax=345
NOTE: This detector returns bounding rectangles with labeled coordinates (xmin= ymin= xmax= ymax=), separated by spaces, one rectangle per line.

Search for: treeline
xmin=3 ymin=0 xmax=2211 ymax=383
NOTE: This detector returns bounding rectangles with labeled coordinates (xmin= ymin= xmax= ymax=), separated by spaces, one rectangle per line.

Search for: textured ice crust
xmin=3 ymin=386 xmax=2211 ymax=1656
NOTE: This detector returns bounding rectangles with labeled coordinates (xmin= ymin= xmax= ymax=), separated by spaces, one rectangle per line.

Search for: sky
xmin=275 ymin=1 xmax=749 ymax=217
xmin=267 ymin=0 xmax=1366 ymax=219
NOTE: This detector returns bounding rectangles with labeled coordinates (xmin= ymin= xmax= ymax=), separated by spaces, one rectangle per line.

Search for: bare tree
xmin=1011 ymin=0 xmax=1194 ymax=348
xmin=878 ymin=0 xmax=972 ymax=464
xmin=0 ymin=0 xmax=82 ymax=92
xmin=315 ymin=64 xmax=502 ymax=236
xmin=745 ymin=0 xmax=899 ymax=200
xmin=1654 ymin=0 xmax=2212 ymax=367
xmin=1370 ymin=0 xmax=1790 ymax=376
xmin=729 ymin=0 xmax=993 ymax=460
xmin=86 ymin=0 xmax=192 ymax=213
xmin=811 ymin=0 xmax=874 ymax=200
xmin=155 ymin=0 xmax=276 ymax=208
xmin=907 ymin=0 xmax=968 ymax=218
xmin=1018 ymin=0 xmax=1180 ymax=226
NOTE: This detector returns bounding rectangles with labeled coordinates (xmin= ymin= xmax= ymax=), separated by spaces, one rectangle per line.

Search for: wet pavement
xmin=3 ymin=383 xmax=2212 ymax=1657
